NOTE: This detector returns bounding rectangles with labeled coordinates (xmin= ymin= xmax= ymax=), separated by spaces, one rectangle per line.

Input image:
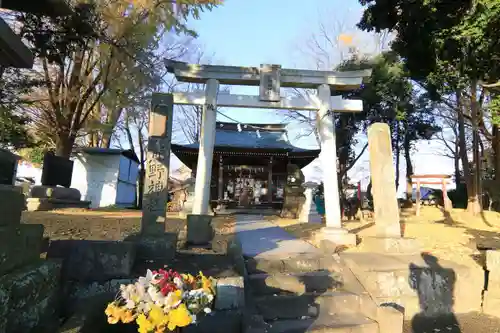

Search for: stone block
xmin=47 ymin=240 xmax=136 ymax=282
xmin=133 ymin=233 xmax=177 ymax=262
xmin=483 ymin=290 xmax=500 ymax=317
xmin=187 ymin=214 xmax=213 ymax=245
xmin=0 ymin=187 xmax=24 ymax=227
xmin=360 ymin=236 xmax=421 ymax=254
xmin=63 ymin=279 xmax=134 ymax=316
xmin=313 ymin=227 xmax=357 ymax=247
xmin=57 ymin=294 xmax=139 ymax=333
xmin=215 ymin=277 xmax=244 ymax=310
xmin=0 ymin=224 xmax=44 ymax=276
xmin=341 ymin=253 xmax=483 ymax=318
xmin=486 ymin=249 xmax=500 ymax=274
xmin=7 ymin=292 xmax=60 ymax=333
xmin=26 ymin=197 xmax=91 ymax=212
xmin=0 ymin=261 xmax=61 ymax=333
xmin=0 ymin=260 xmax=61 ymax=312
xmin=181 ymin=310 xmax=242 ymax=333
xmin=30 ymin=185 xmax=81 ymax=201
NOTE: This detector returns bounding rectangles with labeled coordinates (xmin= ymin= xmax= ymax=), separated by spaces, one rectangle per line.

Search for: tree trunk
xmin=137 ymin=132 xmax=146 ymax=209
xmin=403 ymin=132 xmax=414 ymax=206
xmin=395 ymin=122 xmax=401 ymax=191
xmin=454 ymin=138 xmax=461 ymax=185
xmin=469 ymin=82 xmax=483 ymax=215
xmin=55 ymin=133 xmax=75 ymax=158
xmin=492 ymin=124 xmax=500 ymax=183
xmin=457 ymin=90 xmax=480 ymax=214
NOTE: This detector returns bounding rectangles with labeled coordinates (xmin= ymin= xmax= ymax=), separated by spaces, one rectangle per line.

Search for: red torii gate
xmin=410 ymin=174 xmax=453 ymax=216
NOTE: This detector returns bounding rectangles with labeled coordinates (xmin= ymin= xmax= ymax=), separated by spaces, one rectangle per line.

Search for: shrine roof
xmin=172 ymin=122 xmax=319 ymax=153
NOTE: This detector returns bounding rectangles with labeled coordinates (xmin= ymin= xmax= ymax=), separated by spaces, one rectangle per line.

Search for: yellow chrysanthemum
xmin=105 ymin=303 xmax=123 ymax=324
xmin=121 ymin=310 xmax=136 ymax=324
xmin=167 ymin=304 xmax=192 ymax=331
xmin=137 ymin=313 xmax=155 ymax=333
xmin=107 ymin=316 xmax=119 ymax=324
xmin=105 ymin=303 xmax=118 ymax=316
xmin=149 ymin=304 xmax=168 ymax=327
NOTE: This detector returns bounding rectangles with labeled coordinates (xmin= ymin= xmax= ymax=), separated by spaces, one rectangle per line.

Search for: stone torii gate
xmin=144 ymin=60 xmax=370 ymax=245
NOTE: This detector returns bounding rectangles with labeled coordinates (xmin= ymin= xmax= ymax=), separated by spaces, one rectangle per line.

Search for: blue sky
xmin=169 ymin=0 xmax=456 ymax=192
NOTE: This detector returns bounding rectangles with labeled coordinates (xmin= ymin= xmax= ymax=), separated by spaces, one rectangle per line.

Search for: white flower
xmin=125 ymin=299 xmax=135 ymax=309
xmin=148 ymin=286 xmax=164 ymax=304
xmin=135 ymin=283 xmax=147 ymax=299
xmin=137 ymin=301 xmax=151 ymax=313
xmin=204 ymin=308 xmax=212 ymax=314
xmin=163 ymin=292 xmax=182 ymax=309
xmin=173 ymin=277 xmax=183 ymax=289
xmin=138 ymin=269 xmax=155 ymax=287
xmin=207 ymin=294 xmax=214 ymax=302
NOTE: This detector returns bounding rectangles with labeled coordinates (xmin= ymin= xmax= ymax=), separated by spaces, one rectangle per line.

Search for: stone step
xmin=264 ymin=313 xmax=378 ymax=333
xmin=254 ymin=291 xmax=365 ymax=321
xmin=247 ymin=271 xmax=344 ymax=296
xmin=245 ymin=253 xmax=344 ymax=275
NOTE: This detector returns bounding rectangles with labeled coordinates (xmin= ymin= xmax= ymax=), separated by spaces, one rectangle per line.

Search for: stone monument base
xmin=359 ymin=236 xmax=421 ymax=255
xmin=187 ymin=214 xmax=214 ymax=245
xmin=313 ymin=226 xmax=357 ymax=247
xmin=280 ymin=192 xmax=306 ymax=219
xmin=340 ymin=252 xmax=484 ymax=319
xmin=28 ymin=185 xmax=90 ymax=211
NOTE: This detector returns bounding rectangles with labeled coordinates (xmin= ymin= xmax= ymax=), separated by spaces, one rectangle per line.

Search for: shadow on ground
xmin=409 ymin=253 xmax=461 ymax=333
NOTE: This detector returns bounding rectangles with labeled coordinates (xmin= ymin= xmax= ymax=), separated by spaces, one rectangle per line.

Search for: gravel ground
xmin=21 ymin=209 xmax=237 ymax=275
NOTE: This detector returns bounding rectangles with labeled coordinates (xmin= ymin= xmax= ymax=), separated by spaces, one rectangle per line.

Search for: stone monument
xmin=361 ymin=122 xmax=421 ymax=252
xmin=27 ymin=152 xmax=91 ymax=211
xmin=134 ymin=93 xmax=178 ymax=263
xmin=280 ymin=164 xmax=306 ymax=219
xmin=141 ymin=93 xmax=174 ymax=234
xmin=299 ymin=182 xmax=322 ymax=223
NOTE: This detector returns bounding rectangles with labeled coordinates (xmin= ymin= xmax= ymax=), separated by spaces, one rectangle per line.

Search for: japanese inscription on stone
xmin=142 ymin=94 xmax=174 ymax=234
xmin=259 ymin=64 xmax=281 ymax=102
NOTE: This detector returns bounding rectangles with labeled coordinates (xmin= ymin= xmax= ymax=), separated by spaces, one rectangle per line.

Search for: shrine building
xmin=171 ymin=122 xmax=320 ymax=209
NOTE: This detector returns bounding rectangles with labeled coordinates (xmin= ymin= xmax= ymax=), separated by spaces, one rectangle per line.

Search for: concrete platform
xmin=235 ymin=215 xmax=318 ymax=259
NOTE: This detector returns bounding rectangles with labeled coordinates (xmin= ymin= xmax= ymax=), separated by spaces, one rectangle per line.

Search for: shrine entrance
xmin=142 ymin=60 xmax=371 ymax=245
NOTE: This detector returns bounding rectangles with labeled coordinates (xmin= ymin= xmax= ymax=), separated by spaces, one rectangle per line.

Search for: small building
xmin=171 ymin=122 xmax=320 ymax=209
xmin=71 ymin=148 xmax=139 ymax=208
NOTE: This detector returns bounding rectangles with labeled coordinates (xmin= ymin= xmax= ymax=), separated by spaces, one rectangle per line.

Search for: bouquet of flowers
xmin=105 ymin=269 xmax=216 ymax=333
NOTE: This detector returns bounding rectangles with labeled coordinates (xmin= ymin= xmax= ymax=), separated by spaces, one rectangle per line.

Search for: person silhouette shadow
xmin=409 ymin=252 xmax=461 ymax=333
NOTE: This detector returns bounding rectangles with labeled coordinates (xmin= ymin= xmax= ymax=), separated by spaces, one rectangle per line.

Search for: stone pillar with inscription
xmin=141 ymin=93 xmax=174 ymax=234
xmin=192 ymin=79 xmax=219 ymax=215
xmin=368 ymin=123 xmax=401 ymax=238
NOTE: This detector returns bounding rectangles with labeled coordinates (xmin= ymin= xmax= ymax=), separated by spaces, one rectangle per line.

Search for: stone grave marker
xmin=0 ymin=148 xmax=20 ymax=185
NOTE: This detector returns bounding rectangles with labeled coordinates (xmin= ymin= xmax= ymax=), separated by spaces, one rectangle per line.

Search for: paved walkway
xmin=235 ymin=214 xmax=319 ymax=258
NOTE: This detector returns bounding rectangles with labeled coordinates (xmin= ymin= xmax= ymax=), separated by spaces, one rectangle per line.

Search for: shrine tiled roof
xmin=172 ymin=122 xmax=318 ymax=153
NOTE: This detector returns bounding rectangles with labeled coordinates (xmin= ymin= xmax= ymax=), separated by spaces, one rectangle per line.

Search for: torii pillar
xmin=315 ymin=84 xmax=356 ymax=246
